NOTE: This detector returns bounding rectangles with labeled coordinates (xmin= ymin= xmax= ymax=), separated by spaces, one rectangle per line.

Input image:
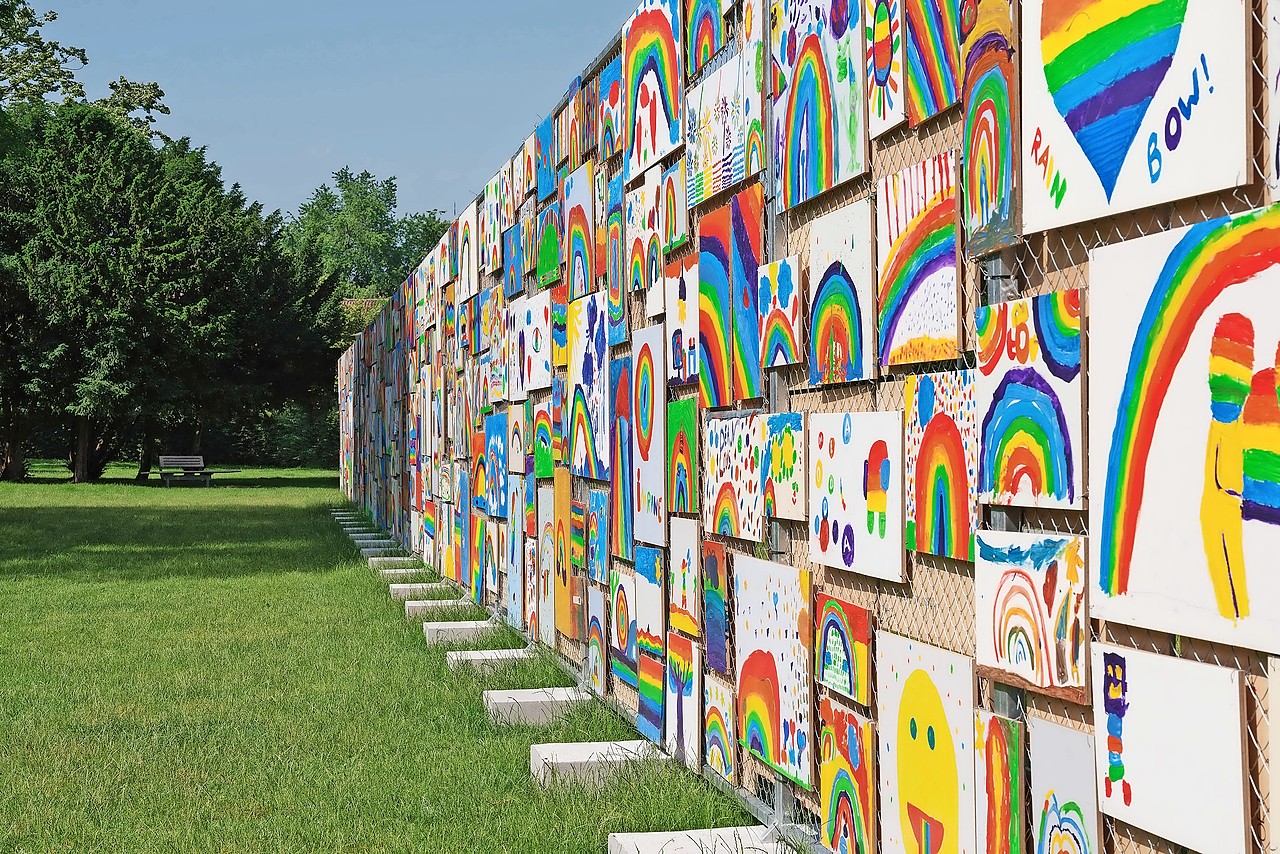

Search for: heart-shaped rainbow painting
xmin=1040 ymin=0 xmax=1189 ymax=201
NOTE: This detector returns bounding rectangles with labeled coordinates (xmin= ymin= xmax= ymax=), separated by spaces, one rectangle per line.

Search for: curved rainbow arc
xmin=980 ymin=367 xmax=1074 ymax=505
xmin=914 ymin=411 xmax=971 ymax=560
xmin=817 ymin=598 xmax=854 ymax=690
xmin=731 ymin=186 xmax=763 ymax=400
xmin=962 ymin=32 xmax=1014 ymax=241
xmin=713 ymin=481 xmax=740 ymax=537
xmin=634 ymin=344 xmax=657 ymax=459
xmin=974 ymin=301 xmax=1007 ymax=376
xmin=687 ymin=0 xmax=723 ymax=75
xmin=825 ymin=767 xmax=869 ymax=853
xmin=993 ymin=568 xmax=1053 ymax=687
xmin=904 ymin=0 xmax=960 ymax=124
xmin=763 ymin=305 xmax=801 ymax=369
xmin=668 ymin=427 xmax=694 ymax=514
xmin=1035 ymin=289 xmax=1083 ymax=382
xmin=809 ymin=261 xmax=865 ymax=386
xmin=698 ymin=222 xmax=733 ymax=407
xmin=780 ymin=33 xmax=835 ymax=210
xmin=1101 ymin=206 xmax=1280 ymax=596
xmin=570 ymin=388 xmax=603 ymax=480
xmin=663 ymin=178 xmax=681 ymax=249
xmin=629 ymin=237 xmax=647 ymax=294
xmin=877 ymin=190 xmax=957 ymax=363
xmin=566 ymin=204 xmax=593 ymax=295
xmin=625 ymin=8 xmax=682 ymax=167
xmin=738 ymin=650 xmax=781 ymax=767
xmin=704 ymin=706 xmax=734 ymax=776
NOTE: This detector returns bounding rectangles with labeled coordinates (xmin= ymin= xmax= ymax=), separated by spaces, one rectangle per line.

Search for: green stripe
xmin=1043 ymin=2 xmax=1187 ymax=92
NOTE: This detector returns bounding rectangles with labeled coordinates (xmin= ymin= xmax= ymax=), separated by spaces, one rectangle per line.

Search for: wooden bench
xmin=156 ymin=456 xmax=240 ymax=487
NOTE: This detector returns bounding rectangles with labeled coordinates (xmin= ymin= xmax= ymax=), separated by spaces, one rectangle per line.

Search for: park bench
xmin=156 ymin=456 xmax=240 ymax=487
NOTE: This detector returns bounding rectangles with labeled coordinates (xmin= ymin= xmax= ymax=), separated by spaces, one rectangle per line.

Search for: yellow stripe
xmin=1041 ymin=0 xmax=1165 ymax=65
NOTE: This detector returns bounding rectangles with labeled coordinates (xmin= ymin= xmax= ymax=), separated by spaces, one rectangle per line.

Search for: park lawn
xmin=0 ymin=465 xmax=751 ymax=852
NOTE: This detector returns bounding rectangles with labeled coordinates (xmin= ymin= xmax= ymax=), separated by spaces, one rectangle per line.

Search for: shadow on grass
xmin=0 ymin=506 xmax=352 ymax=582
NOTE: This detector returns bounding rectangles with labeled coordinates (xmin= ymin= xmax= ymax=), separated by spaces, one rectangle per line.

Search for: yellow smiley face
xmin=897 ymin=670 xmax=958 ymax=854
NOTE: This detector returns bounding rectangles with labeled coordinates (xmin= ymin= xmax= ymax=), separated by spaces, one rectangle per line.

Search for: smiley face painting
xmin=877 ymin=631 xmax=976 ymax=854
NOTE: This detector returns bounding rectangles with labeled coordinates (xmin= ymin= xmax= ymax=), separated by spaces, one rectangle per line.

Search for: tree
xmin=0 ymin=1 xmax=85 ymax=105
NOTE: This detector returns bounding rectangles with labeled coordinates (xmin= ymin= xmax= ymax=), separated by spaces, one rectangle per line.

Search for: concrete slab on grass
xmin=530 ymin=741 xmax=656 ymax=785
xmin=484 ymin=687 xmax=588 ymax=725
xmin=380 ymin=568 xmax=429 ymax=581
xmin=607 ymin=827 xmax=775 ymax=854
xmin=422 ymin=620 xmax=494 ymax=644
xmin=404 ymin=598 xmax=467 ymax=618
xmin=389 ymin=582 xmax=452 ymax=601
xmin=360 ymin=548 xmax=402 ymax=558
xmin=446 ymin=647 xmax=534 ymax=671
xmin=369 ymin=556 xmax=420 ymax=569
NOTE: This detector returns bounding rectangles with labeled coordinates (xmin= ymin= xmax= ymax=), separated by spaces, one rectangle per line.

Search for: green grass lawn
xmin=0 ymin=465 xmax=752 ymax=851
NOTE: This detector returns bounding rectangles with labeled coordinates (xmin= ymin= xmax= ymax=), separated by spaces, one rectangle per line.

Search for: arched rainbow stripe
xmin=738 ymin=649 xmax=781 ymax=766
xmin=780 ymin=33 xmax=835 ymax=210
xmin=587 ymin=612 xmax=605 ymax=687
xmin=731 ymin=185 xmax=763 ymax=401
xmin=1100 ymin=205 xmax=1280 ymax=596
xmin=566 ymin=203 xmax=592 ymax=297
xmin=904 ymin=0 xmax=960 ymax=125
xmin=698 ymin=205 xmax=733 ymax=407
xmin=980 ymin=367 xmax=1074 ymax=504
xmin=663 ymin=176 xmax=681 ymax=250
xmin=817 ymin=598 xmax=854 ymax=693
xmin=686 ymin=0 xmax=722 ymax=76
xmin=534 ymin=407 xmax=553 ymax=472
xmin=570 ymin=388 xmax=604 ymax=481
xmin=877 ymin=190 xmax=957 ymax=363
xmin=537 ymin=206 xmax=563 ymax=286
xmin=1034 ymin=289 xmax=1083 ymax=382
xmin=634 ymin=343 xmax=656 ymax=459
xmin=914 ymin=411 xmax=971 ymax=559
xmin=624 ymin=6 xmax=682 ymax=171
xmin=746 ymin=118 xmax=765 ymax=178
xmin=809 ymin=261 xmax=865 ymax=386
xmin=825 ymin=767 xmax=869 ymax=853
xmin=599 ymin=58 xmax=624 ymax=158
xmin=668 ymin=426 xmax=694 ymax=515
xmin=646 ymin=232 xmax=663 ymax=294
xmin=993 ymin=568 xmax=1053 ymax=686
xmin=962 ymin=29 xmax=1014 ymax=247
xmin=712 ymin=481 xmax=739 ymax=536
xmin=629 ymin=237 xmax=647 ymax=294
xmin=704 ymin=705 xmax=734 ymax=777
xmin=611 ymin=356 xmax=635 ymax=560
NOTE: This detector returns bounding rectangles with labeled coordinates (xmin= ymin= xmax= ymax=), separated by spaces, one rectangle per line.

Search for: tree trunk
xmin=136 ymin=419 xmax=154 ymax=481
xmin=73 ymin=415 xmax=90 ymax=483
xmin=0 ymin=402 xmax=25 ymax=482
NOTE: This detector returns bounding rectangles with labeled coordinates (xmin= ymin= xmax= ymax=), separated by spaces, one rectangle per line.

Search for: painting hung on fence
xmin=660 ymin=159 xmax=689 ymax=255
xmin=633 ymin=324 xmax=668 ymax=546
xmin=598 ymin=56 xmax=624 ymax=159
xmin=1089 ymin=644 xmax=1248 ymax=853
xmin=806 ymin=199 xmax=875 ymax=386
xmin=905 ymin=370 xmax=977 ymax=561
xmin=536 ymin=204 xmax=563 ymax=288
xmin=506 ymin=481 xmax=524 ymax=627
xmin=1027 ymin=716 xmax=1099 ymax=854
xmin=758 ymin=255 xmax=804 ymax=371
xmin=563 ymin=161 xmax=595 ymax=300
xmin=770 ymin=0 xmax=868 ymax=211
xmin=587 ymin=583 xmax=607 ymax=696
xmin=876 ymin=631 xmax=976 ymax=854
xmin=808 ymin=410 xmax=905 ymax=580
xmin=553 ymin=469 xmax=576 ymax=640
xmin=637 ymin=651 xmax=665 ymax=742
xmin=570 ymin=500 xmax=586 ymax=569
xmin=974 ymin=710 xmax=1025 ymax=854
xmin=567 ymin=291 xmax=610 ymax=482
xmin=876 ymin=151 xmax=960 ymax=367
xmin=976 ymin=290 xmax=1082 ymax=509
xmin=536 ymin=114 xmax=556 ymax=203
xmin=607 ymin=175 xmax=628 ymax=345
xmin=610 ymin=355 xmax=635 ymax=560
xmin=668 ymin=516 xmax=700 ymax=638
xmin=587 ymin=488 xmax=609 ymax=585
xmin=975 ymin=530 xmax=1088 ymax=702
xmin=865 ymin=0 xmax=906 ymax=138
xmin=484 ymin=413 xmax=508 ymax=519
xmin=730 ymin=184 xmax=764 ymax=402
xmin=685 ymin=51 xmax=762 ymax=208
xmin=522 ymin=291 xmax=553 ymax=393
xmin=815 ymin=593 xmax=872 ymax=706
xmin=636 ymin=545 xmax=666 ymax=658
xmin=1020 ymin=0 xmax=1247 ymax=233
xmin=734 ymin=553 xmax=813 ymax=788
xmin=819 ymin=696 xmax=877 ymax=854
xmin=666 ymin=254 xmax=699 ymax=386
xmin=703 ymin=540 xmax=730 ymax=675
xmin=961 ymin=0 xmax=1018 ymax=256
xmin=903 ymin=0 xmax=960 ymax=126
xmin=623 ymin=0 xmax=684 ymax=181
xmin=610 ymin=565 xmax=639 ymax=688
xmin=686 ymin=0 xmax=723 ymax=77
xmin=704 ymin=413 xmax=764 ymax=542
xmin=1089 ymin=208 xmax=1280 ymax=653
xmin=537 ymin=484 xmax=554 ymax=645
xmin=698 ymin=199 xmax=734 ymax=407
xmin=704 ymin=673 xmax=737 ymax=783
xmin=458 ymin=201 xmax=479 ymax=300
xmin=664 ymin=632 xmax=702 ymax=770
xmin=626 ymin=168 xmax=661 ymax=298
xmin=762 ymin=412 xmax=806 ymax=521
xmin=667 ymin=396 xmax=698 ymax=515
xmin=503 ymin=225 xmax=524 ymax=298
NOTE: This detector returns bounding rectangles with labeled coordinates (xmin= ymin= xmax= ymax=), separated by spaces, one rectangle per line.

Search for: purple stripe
xmin=1064 ymin=59 xmax=1173 ymax=134
xmin=1243 ymin=501 xmax=1280 ymax=526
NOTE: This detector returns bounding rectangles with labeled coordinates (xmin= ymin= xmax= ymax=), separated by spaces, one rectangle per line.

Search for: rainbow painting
xmin=606 ymin=175 xmax=627 ymax=345
xmin=458 ymin=201 xmax=478 ymax=300
xmin=536 ymin=204 xmax=563 ymax=288
xmin=770 ymin=0 xmax=867 ymax=210
xmin=734 ymin=554 xmax=812 ymax=788
xmin=819 ymin=697 xmax=877 ymax=854
xmin=632 ymin=324 xmax=668 ymax=546
xmin=703 ymin=413 xmax=764 ymax=542
xmin=730 ymin=184 xmax=763 ymax=402
xmin=904 ymin=370 xmax=978 ymax=561
xmin=551 ymin=376 xmax=565 ymax=464
xmin=666 ymin=396 xmax=698 ymax=515
xmin=484 ymin=412 xmax=508 ymax=519
xmin=503 ymin=224 xmax=524 ymax=298
xmin=961 ymin=0 xmax=1018 ymax=256
xmin=586 ymin=584 xmax=607 ymax=696
xmin=521 ymin=210 xmax=537 ymax=275
xmin=1089 ymin=205 xmax=1280 ymax=654
xmin=660 ymin=159 xmax=688 ymax=254
xmin=667 ymin=517 xmax=700 ymax=638
xmin=758 ymin=256 xmax=804 ymax=371
xmin=704 ymin=673 xmax=737 ymax=783
xmin=876 ymin=151 xmax=960 ymax=367
xmin=569 ymin=499 xmax=586 ymax=568
xmin=686 ymin=0 xmax=723 ymax=77
xmin=625 ymin=170 xmax=659 ymax=297
xmin=636 ymin=545 xmax=665 ymax=658
xmin=623 ymin=0 xmax=684 ymax=181
xmin=698 ymin=201 xmax=734 ymax=408
xmin=533 ymin=401 xmax=553 ymax=478
xmin=562 ymin=161 xmax=595 ymax=301
xmin=554 ymin=468 xmax=577 ymax=639
xmin=598 ymin=57 xmax=624 ymax=159
xmin=610 ymin=355 xmax=635 ymax=560
xmin=636 ymin=652 xmax=665 ymax=742
xmin=567 ymin=291 xmax=610 ymax=482
xmin=665 ymin=255 xmax=700 ymax=386
xmin=587 ymin=487 xmax=609 ymax=584
xmin=974 ymin=710 xmax=1025 ymax=854
xmin=610 ymin=566 xmax=638 ymax=688
xmin=815 ymin=593 xmax=873 ymax=706
xmin=702 ymin=540 xmax=729 ymax=674
xmin=976 ymin=291 xmax=1082 ymax=511
xmin=903 ymin=0 xmax=960 ymax=126
xmin=807 ymin=199 xmax=875 ymax=385
xmin=536 ymin=114 xmax=556 ymax=202
xmin=469 ymin=511 xmax=485 ymax=604
xmin=593 ymin=163 xmax=608 ymax=283
xmin=865 ymin=0 xmax=906 ymax=137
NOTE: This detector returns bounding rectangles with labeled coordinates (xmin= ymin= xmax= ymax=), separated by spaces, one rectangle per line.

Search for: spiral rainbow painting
xmin=731 ymin=184 xmax=764 ymax=402
xmin=598 ymin=57 xmax=624 ymax=159
xmin=633 ymin=325 xmax=668 ymax=546
xmin=819 ymin=697 xmax=877 ymax=854
xmin=734 ymin=554 xmax=812 ymax=788
xmin=807 ymin=201 xmax=875 ymax=386
xmin=666 ymin=396 xmax=698 ymax=515
xmin=623 ymin=0 xmax=684 ymax=181
xmin=876 ymin=151 xmax=960 ymax=366
xmin=686 ymin=0 xmax=723 ymax=77
xmin=905 ymin=370 xmax=978 ymax=561
xmin=704 ymin=674 xmax=737 ymax=783
xmin=563 ymin=161 xmax=594 ymax=301
xmin=698 ymin=201 xmax=734 ymax=408
xmin=610 ymin=566 xmax=638 ymax=688
xmin=903 ymin=0 xmax=960 ymax=126
xmin=865 ymin=0 xmax=906 ymax=136
xmin=961 ymin=0 xmax=1017 ymax=255
xmin=610 ymin=356 xmax=635 ymax=560
xmin=771 ymin=0 xmax=867 ymax=210
xmin=816 ymin=593 xmax=872 ymax=706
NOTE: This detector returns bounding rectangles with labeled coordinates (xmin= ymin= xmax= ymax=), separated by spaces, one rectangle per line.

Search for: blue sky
xmin=48 ymin=0 xmax=638 ymax=219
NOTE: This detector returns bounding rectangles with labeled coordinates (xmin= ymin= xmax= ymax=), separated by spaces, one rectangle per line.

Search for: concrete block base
xmin=379 ymin=568 xmax=428 ymax=581
xmin=422 ymin=620 xmax=494 ymax=643
xmin=530 ymin=741 xmax=656 ymax=785
xmin=369 ymin=556 xmax=420 ymax=569
xmin=389 ymin=582 xmax=452 ymax=601
xmin=360 ymin=547 xmax=402 ymax=558
xmin=607 ymin=827 xmax=775 ymax=854
xmin=404 ymin=598 xmax=467 ymax=618
xmin=446 ymin=647 xmax=534 ymax=671
xmin=484 ymin=687 xmax=588 ymax=725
